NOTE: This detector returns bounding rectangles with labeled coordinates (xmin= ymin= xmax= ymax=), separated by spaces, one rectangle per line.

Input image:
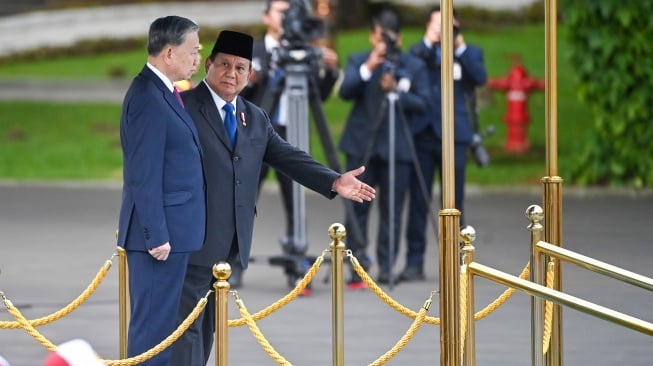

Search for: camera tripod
xmin=259 ymin=48 xmax=366 ymax=287
xmin=356 ymin=76 xmax=439 ymax=289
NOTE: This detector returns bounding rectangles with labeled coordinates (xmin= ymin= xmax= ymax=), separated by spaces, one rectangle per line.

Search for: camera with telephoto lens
xmin=381 ymin=29 xmax=401 ymax=74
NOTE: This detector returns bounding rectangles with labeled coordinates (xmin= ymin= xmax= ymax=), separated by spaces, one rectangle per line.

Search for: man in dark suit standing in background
xmin=170 ymin=30 xmax=375 ymax=366
xmin=240 ymin=0 xmax=340 ymax=276
xmin=401 ymin=6 xmax=487 ymax=282
xmin=116 ymin=16 xmax=204 ymax=366
xmin=339 ymin=8 xmax=430 ymax=287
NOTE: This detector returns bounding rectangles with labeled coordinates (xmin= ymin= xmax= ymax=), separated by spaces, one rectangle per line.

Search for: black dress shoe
xmin=399 ymin=266 xmax=425 ymax=282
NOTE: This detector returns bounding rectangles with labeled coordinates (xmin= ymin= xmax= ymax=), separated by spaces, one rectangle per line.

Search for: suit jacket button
xmin=233 ymin=156 xmax=239 ymax=162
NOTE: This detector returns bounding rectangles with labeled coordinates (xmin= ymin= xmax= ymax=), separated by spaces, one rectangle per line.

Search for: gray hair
xmin=147 ymin=16 xmax=200 ymax=56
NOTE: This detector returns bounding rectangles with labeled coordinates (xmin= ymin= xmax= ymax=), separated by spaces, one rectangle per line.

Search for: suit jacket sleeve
xmin=457 ymin=45 xmax=487 ymax=88
xmin=122 ymin=90 xmax=169 ymax=247
xmin=396 ymin=55 xmax=430 ymax=115
xmin=338 ymin=53 xmax=369 ymax=101
xmin=259 ymin=112 xmax=339 ymax=197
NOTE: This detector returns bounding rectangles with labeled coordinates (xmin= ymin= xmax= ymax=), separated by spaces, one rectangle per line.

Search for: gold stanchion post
xmin=213 ymin=262 xmax=231 ymax=366
xmin=116 ymin=246 xmax=128 ymax=359
xmin=439 ymin=0 xmax=461 ymax=364
xmin=460 ymin=226 xmax=476 ymax=366
xmin=527 ymin=205 xmax=545 ymax=366
xmin=543 ymin=0 xmax=562 ymax=363
xmin=329 ymin=223 xmax=346 ymax=366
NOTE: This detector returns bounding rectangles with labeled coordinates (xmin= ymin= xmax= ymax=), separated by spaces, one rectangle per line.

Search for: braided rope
xmin=228 ymin=252 xmax=325 ymax=327
xmin=102 ymin=292 xmax=210 ymax=366
xmin=350 ymin=253 xmax=532 ymax=324
xmin=460 ymin=269 xmax=468 ymax=359
xmin=0 ymin=258 xmax=113 ymax=329
xmin=2 ymin=297 xmax=57 ymax=352
xmin=233 ymin=293 xmax=293 ymax=365
xmin=349 ymin=254 xmax=440 ymax=325
xmin=2 ymin=290 xmax=208 ymax=366
xmin=542 ymin=260 xmax=555 ymax=354
xmin=368 ymin=296 xmax=432 ymax=366
xmin=471 ymin=262 xmax=531 ymax=321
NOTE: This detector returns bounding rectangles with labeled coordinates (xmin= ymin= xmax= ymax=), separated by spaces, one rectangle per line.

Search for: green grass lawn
xmin=0 ymin=24 xmax=589 ymax=184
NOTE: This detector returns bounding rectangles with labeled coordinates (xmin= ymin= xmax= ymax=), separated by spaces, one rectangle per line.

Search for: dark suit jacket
xmin=182 ymin=81 xmax=340 ymax=269
xmin=240 ymin=39 xmax=339 ymax=111
xmin=338 ymin=51 xmax=430 ymax=162
xmin=117 ymin=65 xmax=206 ymax=253
xmin=409 ymin=42 xmax=487 ymax=144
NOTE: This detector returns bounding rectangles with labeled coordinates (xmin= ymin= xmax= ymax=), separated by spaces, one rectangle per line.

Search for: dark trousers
xmin=170 ymin=242 xmax=239 ymax=366
xmin=345 ymin=154 xmax=411 ymax=273
xmin=126 ymin=251 xmax=189 ymax=366
xmin=258 ymin=124 xmax=294 ymax=239
xmin=405 ymin=130 xmax=468 ymax=268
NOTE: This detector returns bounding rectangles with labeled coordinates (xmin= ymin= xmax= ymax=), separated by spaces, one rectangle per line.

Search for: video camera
xmin=281 ymin=0 xmax=325 ymax=50
xmin=381 ymin=29 xmax=401 ymax=73
xmin=470 ymin=126 xmax=493 ymax=168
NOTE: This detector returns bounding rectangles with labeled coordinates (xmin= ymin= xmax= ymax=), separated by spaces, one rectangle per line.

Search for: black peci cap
xmin=209 ymin=30 xmax=253 ymax=60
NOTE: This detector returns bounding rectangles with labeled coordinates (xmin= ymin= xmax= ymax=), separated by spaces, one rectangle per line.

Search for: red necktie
xmin=172 ymin=87 xmax=185 ymax=108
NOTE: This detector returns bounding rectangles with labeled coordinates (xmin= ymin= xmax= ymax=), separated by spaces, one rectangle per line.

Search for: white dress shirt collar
xmin=146 ymin=62 xmax=175 ymax=92
xmin=203 ymin=79 xmax=238 ymax=118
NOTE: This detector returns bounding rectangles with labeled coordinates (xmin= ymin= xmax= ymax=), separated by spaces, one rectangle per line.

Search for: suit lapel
xmin=140 ymin=66 xmax=202 ymax=151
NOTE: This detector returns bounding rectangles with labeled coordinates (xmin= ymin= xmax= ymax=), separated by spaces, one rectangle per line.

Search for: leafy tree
xmin=565 ymin=0 xmax=653 ymax=187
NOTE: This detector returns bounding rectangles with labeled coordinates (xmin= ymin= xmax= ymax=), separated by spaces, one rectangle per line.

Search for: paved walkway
xmin=0 ymin=184 xmax=651 ymax=365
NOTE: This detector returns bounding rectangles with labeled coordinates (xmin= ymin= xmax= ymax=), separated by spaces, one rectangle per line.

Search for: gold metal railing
xmin=460 ymin=206 xmax=653 ymax=366
xmin=467 ymin=262 xmax=653 ymax=336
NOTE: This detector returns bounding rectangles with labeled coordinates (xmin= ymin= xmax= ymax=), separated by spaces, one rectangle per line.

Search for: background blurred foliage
xmin=564 ymin=0 xmax=653 ymax=188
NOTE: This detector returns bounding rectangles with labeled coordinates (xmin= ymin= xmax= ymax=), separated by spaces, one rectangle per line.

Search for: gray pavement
xmin=0 ymin=183 xmax=652 ymax=365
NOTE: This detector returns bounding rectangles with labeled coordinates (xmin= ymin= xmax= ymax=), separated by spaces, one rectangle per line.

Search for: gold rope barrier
xmin=350 ymin=252 xmax=531 ymax=324
xmin=460 ymin=269 xmax=468 ymax=360
xmin=102 ymin=291 xmax=210 ymax=366
xmin=368 ymin=293 xmax=434 ymax=366
xmin=232 ymin=292 xmax=293 ymax=365
xmin=1 ymin=289 xmax=209 ymax=366
xmin=227 ymin=251 xmax=326 ymax=327
xmin=1 ymin=292 xmax=57 ymax=352
xmin=542 ymin=259 xmax=556 ymax=354
xmin=0 ymin=257 xmax=114 ymax=329
xmin=349 ymin=252 xmax=438 ymax=325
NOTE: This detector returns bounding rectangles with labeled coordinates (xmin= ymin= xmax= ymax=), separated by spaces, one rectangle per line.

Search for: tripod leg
xmin=394 ymin=101 xmax=440 ymax=246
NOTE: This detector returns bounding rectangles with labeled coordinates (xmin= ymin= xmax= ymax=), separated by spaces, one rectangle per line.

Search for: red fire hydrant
xmin=487 ymin=56 xmax=545 ymax=153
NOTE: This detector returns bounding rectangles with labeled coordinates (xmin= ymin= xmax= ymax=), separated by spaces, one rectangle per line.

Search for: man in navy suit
xmin=400 ymin=6 xmax=487 ymax=282
xmin=339 ymin=8 xmax=430 ymax=287
xmin=116 ymin=16 xmax=204 ymax=366
xmin=170 ymin=30 xmax=375 ymax=366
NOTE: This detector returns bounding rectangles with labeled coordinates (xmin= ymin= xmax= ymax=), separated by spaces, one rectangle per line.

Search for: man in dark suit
xmin=170 ymin=30 xmax=375 ymax=366
xmin=240 ymin=0 xmax=340 ymax=268
xmin=339 ymin=8 xmax=430 ymax=287
xmin=116 ymin=16 xmax=204 ymax=366
xmin=401 ymin=6 xmax=487 ymax=282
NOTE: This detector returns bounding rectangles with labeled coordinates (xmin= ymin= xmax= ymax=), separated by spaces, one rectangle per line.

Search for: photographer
xmin=339 ymin=8 xmax=430 ymax=287
xmin=240 ymin=0 xmax=340 ymax=278
xmin=400 ymin=6 xmax=487 ymax=282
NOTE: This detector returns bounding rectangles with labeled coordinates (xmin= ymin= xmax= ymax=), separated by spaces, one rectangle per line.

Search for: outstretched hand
xmin=332 ymin=166 xmax=376 ymax=203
